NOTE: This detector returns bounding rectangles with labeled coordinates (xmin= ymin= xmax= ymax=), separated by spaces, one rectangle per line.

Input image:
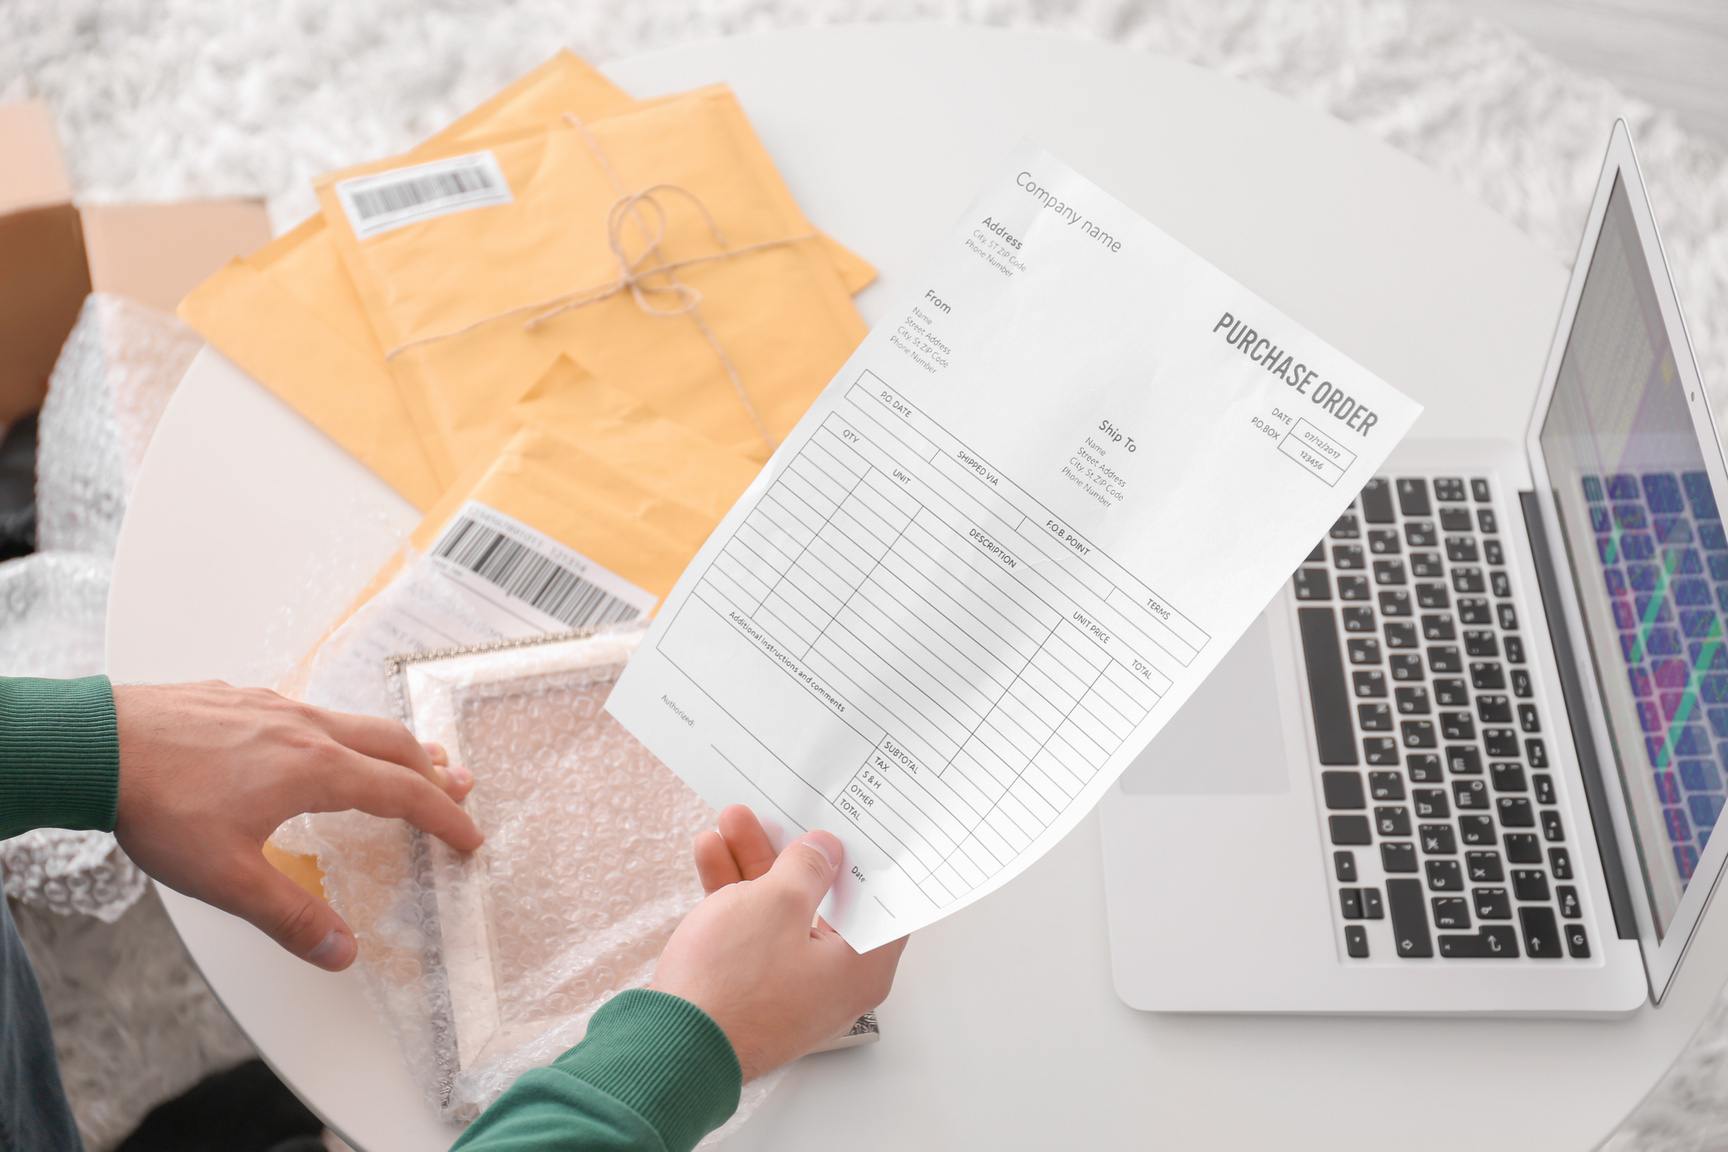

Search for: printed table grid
xmin=686 ymin=384 xmax=1183 ymax=905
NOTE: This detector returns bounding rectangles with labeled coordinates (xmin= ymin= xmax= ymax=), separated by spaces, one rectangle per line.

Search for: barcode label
xmin=428 ymin=503 xmax=656 ymax=632
xmin=335 ymin=152 xmax=513 ymax=240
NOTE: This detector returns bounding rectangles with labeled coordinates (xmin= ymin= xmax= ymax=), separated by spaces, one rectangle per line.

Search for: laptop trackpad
xmin=1119 ymin=613 xmax=1290 ymax=795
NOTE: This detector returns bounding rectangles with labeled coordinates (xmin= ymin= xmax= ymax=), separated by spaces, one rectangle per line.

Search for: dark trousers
xmin=0 ymin=897 xmax=81 ymax=1152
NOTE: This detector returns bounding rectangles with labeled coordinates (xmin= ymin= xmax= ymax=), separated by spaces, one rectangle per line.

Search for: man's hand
xmin=111 ymin=681 xmax=483 ymax=972
xmin=651 ymin=805 xmax=907 ymax=1080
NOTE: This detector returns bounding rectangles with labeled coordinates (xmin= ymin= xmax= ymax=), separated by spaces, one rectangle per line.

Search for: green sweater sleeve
xmin=0 ymin=676 xmax=120 ymax=840
xmin=453 ymin=989 xmax=742 ymax=1152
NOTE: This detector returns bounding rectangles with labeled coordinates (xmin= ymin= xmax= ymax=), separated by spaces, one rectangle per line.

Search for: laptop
xmin=1102 ymin=120 xmax=1720 ymax=1013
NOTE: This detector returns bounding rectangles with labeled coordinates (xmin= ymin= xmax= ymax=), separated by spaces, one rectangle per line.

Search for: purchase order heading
xmin=607 ymin=141 xmax=1422 ymax=952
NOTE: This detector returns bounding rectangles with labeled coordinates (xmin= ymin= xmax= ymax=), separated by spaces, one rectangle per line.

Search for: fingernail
xmin=308 ymin=928 xmax=355 ymax=971
xmin=448 ymin=762 xmax=473 ymax=788
xmin=805 ymin=831 xmax=842 ymax=870
xmin=422 ymin=741 xmax=448 ymax=765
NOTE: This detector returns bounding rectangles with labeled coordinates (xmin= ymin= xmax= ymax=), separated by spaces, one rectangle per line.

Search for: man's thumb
xmin=764 ymin=830 xmax=843 ymax=918
xmin=229 ymin=858 xmax=357 ymax=971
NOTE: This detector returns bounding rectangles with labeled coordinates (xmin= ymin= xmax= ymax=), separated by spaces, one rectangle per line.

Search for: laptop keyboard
xmin=1581 ymin=470 xmax=1725 ymax=881
xmin=1292 ymin=475 xmax=1596 ymax=963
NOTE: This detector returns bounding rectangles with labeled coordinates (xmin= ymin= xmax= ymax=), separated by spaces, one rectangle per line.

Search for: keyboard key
xmin=1377 ymin=808 xmax=1413 ymax=837
xmin=1358 ymin=703 xmax=1393 ymax=731
xmin=1434 ymin=478 xmax=1467 ymax=503
xmin=1364 ymin=738 xmax=1400 ymax=765
xmin=1299 ymin=609 xmax=1359 ymax=766
xmin=1440 ymin=925 xmax=1520 ymax=958
xmin=1490 ymin=763 xmax=1526 ymax=792
xmin=1459 ymin=597 xmax=1493 ymax=625
xmin=1406 ymin=521 xmax=1438 ymax=547
xmin=1374 ymin=560 xmax=1408 ymax=585
xmin=1339 ymin=576 xmax=1370 ymax=600
xmin=1413 ymin=788 xmax=1450 ymax=819
xmin=1518 ymin=704 xmax=1541 ymax=733
xmin=1557 ymin=885 xmax=1581 ymax=919
xmin=1368 ymin=529 xmax=1401 ymax=555
xmin=1506 ymin=636 xmax=1528 ymax=664
xmin=1460 ymin=815 xmax=1495 ymax=844
xmin=1485 ymin=729 xmax=1520 ymax=757
xmin=1477 ymin=695 xmax=1513 ymax=724
xmin=1397 ymin=478 xmax=1432 ymax=517
xmin=1322 ymin=771 xmax=1366 ymax=809
xmin=1353 ymin=670 xmax=1387 ymax=697
xmin=1368 ymin=771 xmax=1405 ymax=800
xmin=1348 ymin=638 xmax=1382 ymax=664
xmin=1420 ymin=613 xmax=1455 ymax=641
xmin=1335 ymin=850 xmax=1358 ymax=882
xmin=1408 ymin=754 xmax=1444 ymax=783
xmin=1472 ymin=478 xmax=1493 ymax=503
xmin=1505 ymin=834 xmax=1542 ymax=863
xmin=1454 ymin=779 xmax=1489 ymax=810
xmin=1426 ymin=859 xmax=1464 ymax=891
xmin=1429 ymin=647 xmax=1463 ymax=673
xmin=1361 ymin=478 xmax=1396 ymax=523
xmin=1385 ymin=622 xmax=1419 ymax=648
xmin=1497 ymin=603 xmax=1518 ymax=631
xmin=1541 ymin=810 xmax=1566 ymax=842
xmin=1471 ymin=663 xmax=1506 ymax=689
xmin=1411 ymin=553 xmax=1445 ymax=578
xmin=1334 ymin=544 xmax=1366 ymax=569
xmin=1511 ymin=669 xmax=1533 ymax=698
xmin=1498 ymin=797 xmax=1535 ymax=826
xmin=1439 ymin=712 xmax=1476 ymax=741
xmin=1464 ymin=630 xmax=1499 ymax=657
xmin=1440 ymin=507 xmax=1474 ymax=532
xmin=1446 ymin=746 xmax=1483 ymax=775
xmin=1484 ymin=539 xmax=1505 ymax=566
xmin=1306 ymin=541 xmax=1326 ymax=564
xmin=1378 ymin=591 xmax=1412 ymax=617
xmin=1491 ymin=571 xmax=1513 ymax=599
xmin=1389 ymin=654 xmax=1425 ymax=680
xmin=1527 ymin=739 xmax=1549 ymax=768
xmin=1520 ymin=906 xmax=1565 ymax=958
xmin=1446 ymin=537 xmax=1480 ymax=563
xmin=1329 ymin=815 xmax=1372 ymax=844
xmin=1416 ymin=583 xmax=1451 ymax=608
xmin=1345 ymin=925 xmax=1370 ymax=958
xmin=1294 ymin=569 xmax=1332 ymax=600
xmin=1565 ymin=922 xmax=1591 ymax=958
xmin=1549 ymin=848 xmax=1573 ymax=879
xmin=1332 ymin=513 xmax=1361 ymax=539
xmin=1466 ymin=851 xmax=1504 ymax=882
xmin=1474 ymin=887 xmax=1512 ymax=919
xmin=1382 ymin=841 xmax=1418 ymax=871
xmin=1362 ymin=888 xmax=1384 ymax=919
xmin=1432 ymin=896 xmax=1471 ymax=929
xmin=1420 ymin=824 xmax=1457 ymax=854
xmin=1512 ymin=870 xmax=1551 ymax=902
xmin=1435 ymin=679 xmax=1470 ymax=707
xmin=1453 ymin=567 xmax=1486 ymax=593
xmin=1340 ymin=888 xmax=1364 ymax=919
xmin=1396 ymin=687 xmax=1431 ymax=714
xmin=1342 ymin=606 xmax=1377 ymax=632
xmin=1533 ymin=774 xmax=1556 ymax=805
xmin=1400 ymin=720 xmax=1436 ymax=748
xmin=1387 ymin=878 xmax=1434 ymax=957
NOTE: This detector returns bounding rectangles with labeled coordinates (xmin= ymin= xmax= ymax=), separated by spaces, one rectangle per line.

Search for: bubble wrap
xmin=37 ymin=293 xmax=203 ymax=557
xmin=286 ymin=625 xmax=786 ymax=1135
xmin=0 ymin=550 xmax=150 ymax=923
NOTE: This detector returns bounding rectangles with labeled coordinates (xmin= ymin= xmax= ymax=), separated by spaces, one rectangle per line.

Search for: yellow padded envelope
xmin=317 ymin=85 xmax=867 ymax=487
xmin=178 ymin=52 xmax=874 ymax=511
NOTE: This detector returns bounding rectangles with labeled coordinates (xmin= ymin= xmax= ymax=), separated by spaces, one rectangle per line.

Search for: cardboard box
xmin=0 ymin=100 xmax=272 ymax=428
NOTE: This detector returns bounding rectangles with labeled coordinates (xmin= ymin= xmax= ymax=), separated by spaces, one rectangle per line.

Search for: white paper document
xmin=606 ymin=143 xmax=1422 ymax=951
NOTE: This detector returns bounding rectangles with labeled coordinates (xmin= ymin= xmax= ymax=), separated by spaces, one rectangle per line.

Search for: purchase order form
xmin=608 ymin=143 xmax=1422 ymax=952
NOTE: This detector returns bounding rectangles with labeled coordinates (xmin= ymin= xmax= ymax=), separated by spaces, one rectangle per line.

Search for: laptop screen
xmin=1539 ymin=174 xmax=1720 ymax=940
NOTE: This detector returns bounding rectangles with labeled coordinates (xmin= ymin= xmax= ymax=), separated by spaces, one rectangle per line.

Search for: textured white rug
xmin=3 ymin=0 xmax=1728 ymax=1148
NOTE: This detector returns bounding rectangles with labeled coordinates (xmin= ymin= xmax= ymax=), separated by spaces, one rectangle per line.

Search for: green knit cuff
xmin=553 ymin=989 xmax=742 ymax=1152
xmin=0 ymin=676 xmax=120 ymax=840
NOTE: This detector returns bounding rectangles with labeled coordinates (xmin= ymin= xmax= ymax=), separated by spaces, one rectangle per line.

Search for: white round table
xmin=109 ymin=23 xmax=1728 ymax=1152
